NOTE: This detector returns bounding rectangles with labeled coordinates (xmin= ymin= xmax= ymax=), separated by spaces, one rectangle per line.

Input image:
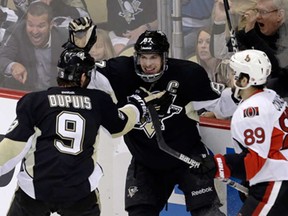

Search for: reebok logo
xmin=191 ymin=187 xmax=213 ymax=196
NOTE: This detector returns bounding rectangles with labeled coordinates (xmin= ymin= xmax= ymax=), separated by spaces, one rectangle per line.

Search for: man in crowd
xmin=212 ymin=0 xmax=288 ymax=100
xmin=0 ymin=1 xmax=67 ymax=91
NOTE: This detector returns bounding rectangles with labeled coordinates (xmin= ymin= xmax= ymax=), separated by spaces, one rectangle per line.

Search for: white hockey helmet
xmin=230 ymin=49 xmax=271 ymax=86
xmin=229 ymin=49 xmax=271 ymax=98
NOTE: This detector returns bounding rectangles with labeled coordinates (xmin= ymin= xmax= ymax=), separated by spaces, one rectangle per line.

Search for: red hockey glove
xmin=214 ymin=154 xmax=231 ymax=179
xmin=189 ymin=154 xmax=231 ymax=180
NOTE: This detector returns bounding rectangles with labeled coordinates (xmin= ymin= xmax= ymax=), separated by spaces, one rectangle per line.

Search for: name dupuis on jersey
xmin=48 ymin=93 xmax=92 ymax=110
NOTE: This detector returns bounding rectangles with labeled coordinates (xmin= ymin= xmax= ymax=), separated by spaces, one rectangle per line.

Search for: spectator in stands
xmin=0 ymin=6 xmax=19 ymax=87
xmin=96 ymin=0 xmax=214 ymax=57
xmin=89 ymin=28 xmax=116 ymax=61
xmin=13 ymin=0 xmax=89 ymax=27
xmin=196 ymin=28 xmax=233 ymax=88
xmin=212 ymin=0 xmax=288 ymax=101
xmin=0 ymin=1 xmax=68 ymax=91
xmin=97 ymin=0 xmax=158 ymax=55
xmin=0 ymin=5 xmax=18 ymax=44
xmin=181 ymin=0 xmax=215 ymax=57
xmin=62 ymin=0 xmax=88 ymax=11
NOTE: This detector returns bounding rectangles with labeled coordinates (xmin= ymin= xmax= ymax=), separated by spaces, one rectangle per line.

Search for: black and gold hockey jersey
xmin=90 ymin=56 xmax=237 ymax=170
xmin=0 ymin=86 xmax=139 ymax=202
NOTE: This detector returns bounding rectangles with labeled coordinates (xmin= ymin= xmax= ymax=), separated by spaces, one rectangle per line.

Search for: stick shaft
xmin=223 ymin=0 xmax=239 ymax=52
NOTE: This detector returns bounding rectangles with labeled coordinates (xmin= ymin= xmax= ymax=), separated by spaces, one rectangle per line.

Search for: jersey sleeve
xmin=0 ymin=94 xmax=39 ymax=176
xmin=98 ymin=92 xmax=139 ymax=138
xmin=6 ymin=94 xmax=37 ymax=141
xmin=192 ymin=86 xmax=237 ymax=119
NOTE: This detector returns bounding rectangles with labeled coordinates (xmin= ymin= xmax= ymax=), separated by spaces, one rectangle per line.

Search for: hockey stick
xmin=147 ymin=104 xmax=248 ymax=196
xmin=223 ymin=0 xmax=239 ymax=53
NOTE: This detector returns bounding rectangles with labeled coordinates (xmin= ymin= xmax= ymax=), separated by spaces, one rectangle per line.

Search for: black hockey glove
xmin=135 ymin=87 xmax=172 ymax=117
xmin=189 ymin=154 xmax=217 ymax=180
xmin=63 ymin=17 xmax=97 ymax=51
xmin=128 ymin=87 xmax=167 ymax=121
xmin=152 ymin=91 xmax=173 ymax=116
xmin=128 ymin=92 xmax=149 ymax=121
xmin=133 ymin=88 xmax=173 ymax=117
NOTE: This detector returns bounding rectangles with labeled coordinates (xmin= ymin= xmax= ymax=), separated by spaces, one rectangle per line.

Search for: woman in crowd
xmin=89 ymin=28 xmax=116 ymax=61
xmin=195 ymin=27 xmax=233 ymax=88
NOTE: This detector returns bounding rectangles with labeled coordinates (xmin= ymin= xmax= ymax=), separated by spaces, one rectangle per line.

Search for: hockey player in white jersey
xmin=190 ymin=49 xmax=288 ymax=216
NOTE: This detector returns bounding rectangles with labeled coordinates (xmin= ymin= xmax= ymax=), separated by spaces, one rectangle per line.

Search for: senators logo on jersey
xmin=243 ymin=107 xmax=259 ymax=118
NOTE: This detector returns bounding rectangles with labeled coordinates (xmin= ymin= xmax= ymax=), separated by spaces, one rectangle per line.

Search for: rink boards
xmin=0 ymin=88 xmax=242 ymax=216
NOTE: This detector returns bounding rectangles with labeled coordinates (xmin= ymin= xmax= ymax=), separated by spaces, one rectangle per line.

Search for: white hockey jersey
xmin=231 ymin=89 xmax=288 ymax=186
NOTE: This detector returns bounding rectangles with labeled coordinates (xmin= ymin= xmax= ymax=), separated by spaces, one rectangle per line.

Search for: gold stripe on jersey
xmin=0 ymin=138 xmax=26 ymax=166
xmin=24 ymin=128 xmax=41 ymax=177
xmin=185 ymin=102 xmax=199 ymax=122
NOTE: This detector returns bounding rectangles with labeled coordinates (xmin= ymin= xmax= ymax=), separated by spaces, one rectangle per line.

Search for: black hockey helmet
xmin=57 ymin=49 xmax=95 ymax=84
xmin=134 ymin=30 xmax=170 ymax=83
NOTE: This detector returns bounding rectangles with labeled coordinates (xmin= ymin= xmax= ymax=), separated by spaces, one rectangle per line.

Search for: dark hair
xmin=26 ymin=1 xmax=53 ymax=22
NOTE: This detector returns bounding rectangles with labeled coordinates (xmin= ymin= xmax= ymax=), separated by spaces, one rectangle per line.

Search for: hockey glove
xmin=128 ymin=92 xmax=149 ymax=121
xmin=65 ymin=17 xmax=97 ymax=51
xmin=128 ymin=87 xmax=166 ymax=121
xmin=189 ymin=154 xmax=231 ymax=180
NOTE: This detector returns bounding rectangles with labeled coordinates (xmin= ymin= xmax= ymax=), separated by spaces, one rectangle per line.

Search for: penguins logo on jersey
xmin=118 ymin=0 xmax=143 ymax=24
xmin=134 ymin=91 xmax=182 ymax=138
xmin=6 ymin=119 xmax=19 ymax=134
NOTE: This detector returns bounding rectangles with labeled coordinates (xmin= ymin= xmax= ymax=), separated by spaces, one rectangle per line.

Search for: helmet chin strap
xmin=233 ymin=79 xmax=250 ymax=100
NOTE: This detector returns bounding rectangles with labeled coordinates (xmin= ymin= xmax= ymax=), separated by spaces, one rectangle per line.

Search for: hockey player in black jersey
xmin=0 ymin=49 xmax=163 ymax=216
xmin=67 ymin=17 xmax=239 ymax=216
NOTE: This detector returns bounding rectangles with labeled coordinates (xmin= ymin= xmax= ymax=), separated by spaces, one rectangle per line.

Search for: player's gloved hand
xmin=64 ymin=17 xmax=97 ymax=51
xmin=189 ymin=154 xmax=231 ymax=180
xmin=152 ymin=91 xmax=173 ymax=116
xmin=138 ymin=87 xmax=173 ymax=117
xmin=69 ymin=16 xmax=93 ymax=32
xmin=137 ymin=89 xmax=173 ymax=117
xmin=128 ymin=87 xmax=167 ymax=121
xmin=128 ymin=89 xmax=149 ymax=120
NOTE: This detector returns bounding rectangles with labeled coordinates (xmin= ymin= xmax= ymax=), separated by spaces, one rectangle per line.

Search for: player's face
xmin=255 ymin=0 xmax=283 ymax=36
xmin=26 ymin=13 xmax=52 ymax=48
xmin=139 ymin=53 xmax=162 ymax=74
xmin=197 ymin=30 xmax=212 ymax=61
